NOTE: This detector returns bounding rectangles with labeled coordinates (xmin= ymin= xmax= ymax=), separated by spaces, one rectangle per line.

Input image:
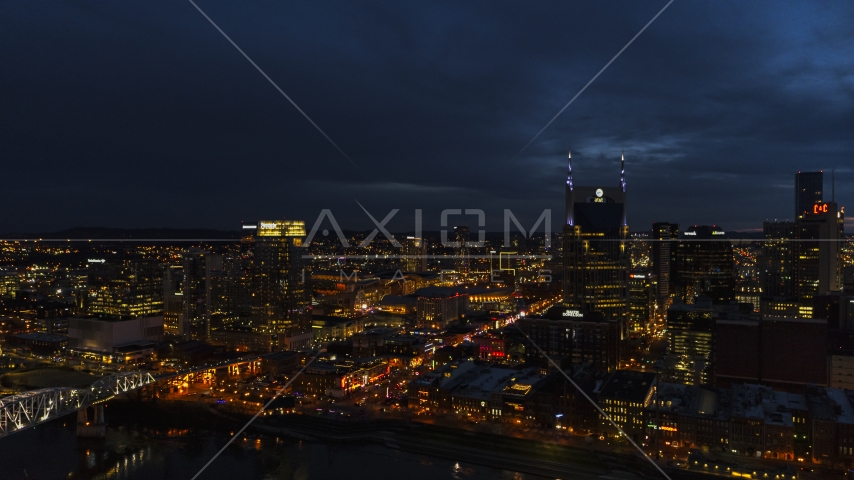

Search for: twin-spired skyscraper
xmin=562 ymin=151 xmax=630 ymax=344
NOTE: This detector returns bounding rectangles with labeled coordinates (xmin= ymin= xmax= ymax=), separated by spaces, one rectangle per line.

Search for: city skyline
xmin=3 ymin=2 xmax=854 ymax=479
xmin=0 ymin=164 xmax=848 ymax=236
xmin=2 ymin=1 xmax=853 ymax=233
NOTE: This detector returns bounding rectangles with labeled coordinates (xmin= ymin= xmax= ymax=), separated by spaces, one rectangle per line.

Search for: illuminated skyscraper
xmin=670 ymin=225 xmax=735 ymax=304
xmin=562 ymin=150 xmax=630 ymax=346
xmin=628 ymin=270 xmax=654 ymax=332
xmin=760 ymin=221 xmax=795 ymax=299
xmin=163 ymin=265 xmax=183 ymax=337
xmin=182 ymin=250 xmax=220 ymax=341
xmin=403 ymin=236 xmax=426 ymax=272
xmin=87 ymin=257 xmax=164 ymax=319
xmin=454 ymin=226 xmax=470 ymax=275
xmin=252 ymin=220 xmax=310 ymax=334
xmin=795 ymin=201 xmax=844 ymax=317
xmin=209 ymin=255 xmax=253 ymax=320
xmin=651 ymin=222 xmax=678 ymax=301
xmin=664 ymin=303 xmax=714 ymax=385
xmin=795 ymin=171 xmax=823 ymax=219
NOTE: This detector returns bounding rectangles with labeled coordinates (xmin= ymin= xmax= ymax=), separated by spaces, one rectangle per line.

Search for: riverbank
xmin=107 ymin=399 xmax=713 ymax=480
xmin=203 ymin=400 xmax=690 ymax=479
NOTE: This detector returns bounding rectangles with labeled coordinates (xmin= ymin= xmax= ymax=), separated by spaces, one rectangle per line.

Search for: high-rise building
xmin=794 ymin=201 xmax=844 ymax=317
xmin=210 ymin=255 xmax=253 ymax=321
xmin=795 ymin=171 xmax=823 ymax=219
xmin=665 ymin=302 xmax=714 ymax=385
xmin=562 ymin=150 xmax=630 ymax=346
xmin=87 ymin=257 xmax=164 ymax=319
xmin=454 ymin=226 xmax=470 ymax=275
xmin=760 ymin=221 xmax=795 ymax=300
xmin=628 ymin=270 xmax=654 ymax=332
xmin=670 ymin=225 xmax=735 ymax=304
xmin=651 ymin=223 xmax=679 ymax=301
xmin=163 ymin=265 xmax=184 ymax=337
xmin=182 ymin=251 xmax=221 ymax=341
xmin=517 ymin=306 xmax=619 ymax=372
xmin=252 ymin=220 xmax=310 ymax=334
xmin=403 ymin=236 xmax=427 ymax=272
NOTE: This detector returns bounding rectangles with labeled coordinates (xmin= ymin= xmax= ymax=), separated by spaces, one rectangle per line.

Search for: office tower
xmin=182 ymin=251 xmax=221 ymax=341
xmin=760 ymin=221 xmax=795 ymax=299
xmin=517 ymin=307 xmax=619 ymax=372
xmin=0 ymin=268 xmax=19 ymax=299
xmin=670 ymin=225 xmax=735 ymax=304
xmin=563 ymin=150 xmax=630 ymax=345
xmin=403 ymin=236 xmax=427 ymax=272
xmin=665 ymin=303 xmax=714 ymax=385
xmin=87 ymin=256 xmax=164 ymax=319
xmin=628 ymin=270 xmax=654 ymax=332
xmin=454 ymin=226 xmax=470 ymax=275
xmin=253 ymin=220 xmax=310 ymax=333
xmin=795 ymin=171 xmax=823 ymax=219
xmin=795 ymin=201 xmax=844 ymax=318
xmin=163 ymin=265 xmax=184 ymax=337
xmin=651 ymin=222 xmax=679 ymax=301
xmin=210 ymin=255 xmax=253 ymax=320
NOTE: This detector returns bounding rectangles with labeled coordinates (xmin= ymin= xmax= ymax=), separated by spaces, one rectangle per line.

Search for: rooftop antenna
xmin=567 ymin=150 xmax=573 ymax=191
xmin=620 ymin=149 xmax=626 ymax=192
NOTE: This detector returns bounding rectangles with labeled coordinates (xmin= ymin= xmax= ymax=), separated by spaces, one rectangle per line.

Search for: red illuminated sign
xmin=813 ymin=203 xmax=830 ymax=214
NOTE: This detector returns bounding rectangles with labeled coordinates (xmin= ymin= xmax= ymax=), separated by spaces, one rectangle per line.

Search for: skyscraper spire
xmin=620 ymin=149 xmax=626 ymax=192
xmin=567 ymin=149 xmax=573 ymax=191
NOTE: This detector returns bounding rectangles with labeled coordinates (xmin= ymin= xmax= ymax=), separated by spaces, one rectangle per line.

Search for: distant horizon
xmin=4 ymin=224 xmax=850 ymax=239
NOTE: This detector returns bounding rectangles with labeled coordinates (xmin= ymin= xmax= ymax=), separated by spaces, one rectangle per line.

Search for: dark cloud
xmin=1 ymin=0 xmax=852 ymax=233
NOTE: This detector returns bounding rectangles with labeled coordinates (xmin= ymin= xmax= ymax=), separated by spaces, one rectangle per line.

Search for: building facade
xmin=795 ymin=202 xmax=844 ymax=318
xmin=652 ymin=222 xmax=679 ymax=302
xmin=671 ymin=225 xmax=735 ymax=304
xmin=252 ymin=220 xmax=310 ymax=334
xmin=562 ymin=151 xmax=630 ymax=349
xmin=87 ymin=257 xmax=164 ymax=319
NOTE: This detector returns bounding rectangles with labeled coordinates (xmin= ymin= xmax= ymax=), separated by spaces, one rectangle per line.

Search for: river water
xmin=0 ymin=418 xmax=550 ymax=480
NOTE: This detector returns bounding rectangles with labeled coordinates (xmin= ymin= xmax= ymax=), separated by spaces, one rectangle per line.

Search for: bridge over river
xmin=0 ymin=353 xmax=272 ymax=439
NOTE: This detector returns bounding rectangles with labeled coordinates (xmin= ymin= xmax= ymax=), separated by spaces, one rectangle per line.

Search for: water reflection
xmin=0 ymin=419 xmax=550 ymax=480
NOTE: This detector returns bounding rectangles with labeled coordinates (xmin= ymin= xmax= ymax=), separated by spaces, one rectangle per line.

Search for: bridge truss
xmin=0 ymin=371 xmax=156 ymax=438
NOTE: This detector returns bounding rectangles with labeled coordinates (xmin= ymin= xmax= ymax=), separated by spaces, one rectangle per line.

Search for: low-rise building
xmin=351 ymin=327 xmax=399 ymax=357
xmin=597 ymin=371 xmax=656 ymax=443
xmin=409 ymin=360 xmax=550 ymax=425
xmin=291 ymin=357 xmax=388 ymax=398
xmin=261 ymin=350 xmax=301 ymax=376
xmin=210 ymin=328 xmax=278 ymax=352
xmin=415 ymin=287 xmax=469 ymax=329
xmin=311 ymin=315 xmax=365 ymax=342
xmin=66 ymin=315 xmax=162 ymax=364
xmin=6 ymin=332 xmax=68 ymax=355
xmin=377 ymin=295 xmax=417 ymax=315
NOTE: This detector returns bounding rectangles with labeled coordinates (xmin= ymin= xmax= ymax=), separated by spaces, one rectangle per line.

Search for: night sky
xmin=2 ymin=1 xmax=853 ymax=233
